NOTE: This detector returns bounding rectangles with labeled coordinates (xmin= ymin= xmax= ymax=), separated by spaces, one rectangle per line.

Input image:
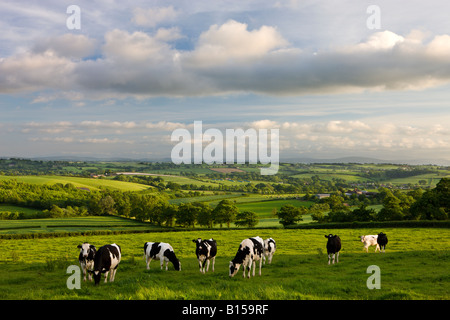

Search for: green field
xmin=0 ymin=175 xmax=150 ymax=191
xmin=0 ymin=216 xmax=159 ymax=235
xmin=0 ymin=228 xmax=448 ymax=300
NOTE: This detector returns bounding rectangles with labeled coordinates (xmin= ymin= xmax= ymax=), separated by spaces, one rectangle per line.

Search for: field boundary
xmin=1 ymin=219 xmax=449 ymax=240
xmin=287 ymin=220 xmax=450 ymax=229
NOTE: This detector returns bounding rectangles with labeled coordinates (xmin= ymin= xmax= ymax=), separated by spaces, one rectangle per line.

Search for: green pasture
xmin=0 ymin=216 xmax=158 ymax=235
xmin=0 ymin=228 xmax=448 ymax=300
xmin=0 ymin=175 xmax=150 ymax=192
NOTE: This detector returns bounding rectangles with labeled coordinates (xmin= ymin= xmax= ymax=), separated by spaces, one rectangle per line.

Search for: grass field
xmin=0 ymin=175 xmax=150 ymax=191
xmin=0 ymin=228 xmax=448 ymax=300
xmin=0 ymin=216 xmax=160 ymax=235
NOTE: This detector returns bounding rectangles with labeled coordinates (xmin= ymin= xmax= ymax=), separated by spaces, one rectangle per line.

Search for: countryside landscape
xmin=0 ymin=158 xmax=448 ymax=300
xmin=2 ymin=1 xmax=450 ymax=308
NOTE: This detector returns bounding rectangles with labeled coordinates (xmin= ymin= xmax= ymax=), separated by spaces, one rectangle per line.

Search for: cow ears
xmin=90 ymin=245 xmax=96 ymax=250
xmin=77 ymin=244 xmax=82 ymax=248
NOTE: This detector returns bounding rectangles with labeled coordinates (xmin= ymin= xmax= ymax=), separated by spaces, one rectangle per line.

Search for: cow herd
xmin=77 ymin=232 xmax=387 ymax=285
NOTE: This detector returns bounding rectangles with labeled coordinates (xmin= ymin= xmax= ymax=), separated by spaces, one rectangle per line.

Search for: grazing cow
xmin=92 ymin=243 xmax=121 ymax=285
xmin=144 ymin=242 xmax=181 ymax=271
xmin=377 ymin=232 xmax=388 ymax=253
xmin=325 ymin=234 xmax=341 ymax=265
xmin=77 ymin=242 xmax=96 ymax=281
xmin=192 ymin=238 xmax=217 ymax=273
xmin=263 ymin=238 xmax=276 ymax=265
xmin=229 ymin=236 xmax=264 ymax=278
xmin=360 ymin=235 xmax=380 ymax=253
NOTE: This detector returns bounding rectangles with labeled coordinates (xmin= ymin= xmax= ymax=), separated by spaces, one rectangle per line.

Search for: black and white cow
xmin=229 ymin=236 xmax=264 ymax=278
xmin=144 ymin=242 xmax=181 ymax=271
xmin=325 ymin=234 xmax=341 ymax=265
xmin=377 ymin=232 xmax=388 ymax=253
xmin=192 ymin=238 xmax=217 ymax=273
xmin=77 ymin=242 xmax=96 ymax=281
xmin=263 ymin=238 xmax=276 ymax=265
xmin=92 ymin=243 xmax=121 ymax=285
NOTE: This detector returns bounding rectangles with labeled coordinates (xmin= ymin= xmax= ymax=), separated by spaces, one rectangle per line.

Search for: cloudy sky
xmin=1 ymin=0 xmax=450 ymax=163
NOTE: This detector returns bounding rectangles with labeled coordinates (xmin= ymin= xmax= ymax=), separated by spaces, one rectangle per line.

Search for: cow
xmin=144 ymin=242 xmax=181 ymax=271
xmin=325 ymin=234 xmax=341 ymax=265
xmin=77 ymin=242 xmax=96 ymax=282
xmin=91 ymin=243 xmax=121 ymax=285
xmin=377 ymin=232 xmax=388 ymax=253
xmin=263 ymin=238 xmax=276 ymax=265
xmin=192 ymin=238 xmax=217 ymax=273
xmin=360 ymin=235 xmax=380 ymax=253
xmin=229 ymin=236 xmax=264 ymax=278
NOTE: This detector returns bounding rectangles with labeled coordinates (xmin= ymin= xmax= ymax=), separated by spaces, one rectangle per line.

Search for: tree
xmin=161 ymin=204 xmax=178 ymax=227
xmin=176 ymin=202 xmax=198 ymax=228
xmin=351 ymin=204 xmax=376 ymax=221
xmin=309 ymin=203 xmax=330 ymax=222
xmin=235 ymin=211 xmax=259 ymax=228
xmin=212 ymin=200 xmax=238 ymax=228
xmin=276 ymin=204 xmax=304 ymax=227
xmin=98 ymin=195 xmax=116 ymax=215
xmin=378 ymin=193 xmax=403 ymax=221
xmin=195 ymin=202 xmax=214 ymax=228
xmin=410 ymin=178 xmax=449 ymax=220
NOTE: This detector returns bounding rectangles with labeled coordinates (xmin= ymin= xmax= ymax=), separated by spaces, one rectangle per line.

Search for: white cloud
xmin=185 ymin=20 xmax=289 ymax=67
xmin=3 ymin=17 xmax=450 ymax=99
xmin=32 ymin=34 xmax=97 ymax=59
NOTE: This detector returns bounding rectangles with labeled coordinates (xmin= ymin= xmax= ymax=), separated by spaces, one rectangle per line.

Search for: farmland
xmin=0 ymin=159 xmax=449 ymax=301
xmin=0 ymin=227 xmax=448 ymax=300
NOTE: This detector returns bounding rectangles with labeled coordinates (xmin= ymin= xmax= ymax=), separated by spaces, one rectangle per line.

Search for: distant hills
xmin=2 ymin=155 xmax=449 ymax=166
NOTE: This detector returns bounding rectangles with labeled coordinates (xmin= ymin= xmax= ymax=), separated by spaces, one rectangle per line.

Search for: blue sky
xmin=1 ymin=0 xmax=450 ymax=163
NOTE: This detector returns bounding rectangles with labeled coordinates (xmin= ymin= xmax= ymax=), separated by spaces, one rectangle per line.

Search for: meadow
xmin=0 ymin=227 xmax=448 ymax=300
xmin=0 ymin=175 xmax=150 ymax=192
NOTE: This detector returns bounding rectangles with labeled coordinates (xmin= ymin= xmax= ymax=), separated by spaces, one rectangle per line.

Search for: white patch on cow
xmin=103 ymin=243 xmax=121 ymax=283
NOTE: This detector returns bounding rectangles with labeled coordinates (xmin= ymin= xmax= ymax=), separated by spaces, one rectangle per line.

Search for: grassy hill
xmin=0 ymin=175 xmax=150 ymax=192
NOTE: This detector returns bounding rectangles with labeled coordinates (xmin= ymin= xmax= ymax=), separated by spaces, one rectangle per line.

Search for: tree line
xmin=276 ymin=178 xmax=449 ymax=226
xmin=0 ymin=179 xmax=258 ymax=228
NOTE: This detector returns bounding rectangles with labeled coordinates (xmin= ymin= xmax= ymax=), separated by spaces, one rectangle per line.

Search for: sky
xmin=1 ymin=0 xmax=450 ymax=164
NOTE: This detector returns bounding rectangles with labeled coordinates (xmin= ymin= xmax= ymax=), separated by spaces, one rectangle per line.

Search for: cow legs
xmin=328 ymin=253 xmax=337 ymax=264
xmin=211 ymin=257 xmax=215 ymax=272
xmin=258 ymin=258 xmax=262 ymax=276
xmin=205 ymin=259 xmax=210 ymax=273
xmin=336 ymin=252 xmax=339 ymax=263
xmin=110 ymin=268 xmax=117 ymax=282
xmin=146 ymin=257 xmax=152 ymax=270
xmin=198 ymin=259 xmax=204 ymax=273
xmin=375 ymin=244 xmax=380 ymax=253
xmin=82 ymin=266 xmax=87 ymax=281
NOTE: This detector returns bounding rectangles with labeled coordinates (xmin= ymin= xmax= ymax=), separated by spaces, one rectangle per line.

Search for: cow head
xmin=192 ymin=238 xmax=202 ymax=249
xmin=360 ymin=235 xmax=366 ymax=242
xmin=174 ymin=260 xmax=181 ymax=271
xmin=229 ymin=261 xmax=241 ymax=277
xmin=78 ymin=243 xmax=95 ymax=259
xmin=93 ymin=270 xmax=101 ymax=285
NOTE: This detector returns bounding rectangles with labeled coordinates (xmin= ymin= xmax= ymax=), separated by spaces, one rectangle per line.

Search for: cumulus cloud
xmin=32 ymin=34 xmax=97 ymax=59
xmin=2 ymin=20 xmax=450 ymax=98
xmin=184 ymin=20 xmax=289 ymax=67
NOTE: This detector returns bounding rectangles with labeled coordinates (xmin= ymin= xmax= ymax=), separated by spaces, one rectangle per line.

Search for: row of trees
xmin=0 ymin=180 xmax=259 ymax=227
xmin=275 ymin=178 xmax=449 ymax=226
